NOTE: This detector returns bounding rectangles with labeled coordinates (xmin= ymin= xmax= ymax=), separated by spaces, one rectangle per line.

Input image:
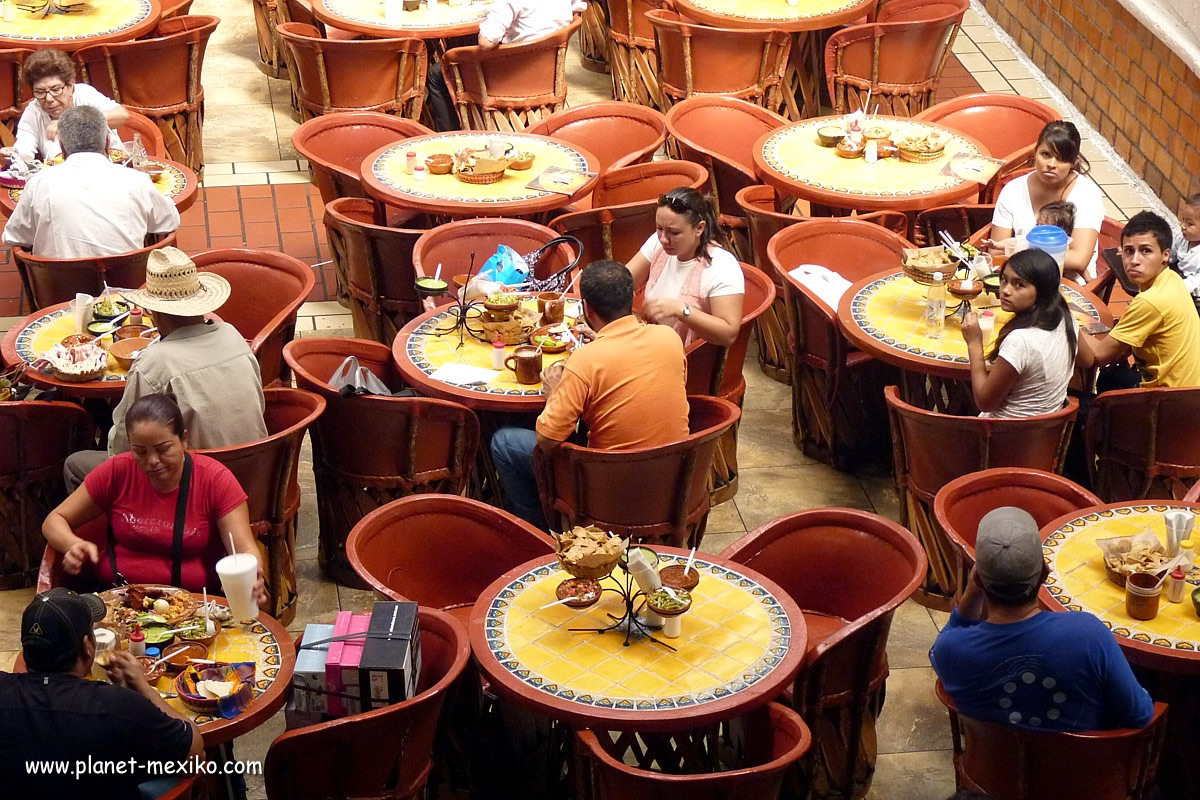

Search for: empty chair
xmin=251 ymin=0 xmax=285 ymax=78
xmin=14 ymin=234 xmax=178 ymax=310
xmin=916 ymin=93 xmax=1059 ymax=161
xmin=886 ymin=385 xmax=1079 ymax=608
xmin=1085 ymin=386 xmax=1200 ymax=502
xmin=0 ymin=49 xmax=31 ymax=145
xmin=74 ymin=15 xmax=220 ymax=172
xmin=347 ymin=494 xmax=554 ymax=625
xmin=721 ymin=508 xmax=926 ymax=800
xmin=937 ymin=682 xmax=1167 ymax=800
xmin=0 ymin=401 xmax=93 ymax=589
xmin=646 ymin=10 xmax=790 ymax=111
xmin=293 ymin=111 xmax=433 ymax=208
xmin=576 ymin=703 xmax=813 ymax=799
xmin=442 ymin=18 xmax=581 ymax=132
xmin=933 ymin=468 xmax=1100 ymax=598
xmin=115 ymin=111 xmax=169 ymax=159
xmin=825 ymin=0 xmax=969 ymax=117
xmin=534 ymin=395 xmax=740 ymax=548
xmin=276 ymin=23 xmax=426 ymax=120
xmin=265 ymin=608 xmax=471 ymax=800
xmin=1083 ymin=216 xmax=1125 ymax=304
xmin=284 ymin=337 xmax=480 ymax=586
xmin=412 ymin=218 xmax=577 ymax=291
xmin=550 ymin=201 xmax=658 ymax=267
xmin=590 ymin=160 xmax=709 ymax=208
xmin=161 ymin=0 xmax=196 ymax=18
xmin=607 ymin=0 xmax=663 ymax=110
xmin=526 ymin=101 xmax=667 ymax=174
xmin=191 ymin=249 xmax=316 ymax=386
xmin=768 ymin=218 xmax=910 ymax=469
xmin=578 ymin=0 xmax=610 ymax=73
xmin=323 ymin=198 xmax=426 ymax=344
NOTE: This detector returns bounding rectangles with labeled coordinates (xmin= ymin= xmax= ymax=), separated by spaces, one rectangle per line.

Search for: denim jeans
xmin=490 ymin=426 xmax=548 ymax=530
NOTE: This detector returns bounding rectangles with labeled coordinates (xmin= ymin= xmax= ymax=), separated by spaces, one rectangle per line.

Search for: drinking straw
xmin=203 ymin=587 xmax=210 ymax=627
xmin=684 ymin=546 xmax=697 ymax=577
xmin=434 ymin=262 xmax=442 ymax=282
xmin=862 ymin=88 xmax=872 ymax=114
xmin=228 ymin=532 xmax=236 ymax=556
xmin=558 ymin=269 xmax=583 ymax=298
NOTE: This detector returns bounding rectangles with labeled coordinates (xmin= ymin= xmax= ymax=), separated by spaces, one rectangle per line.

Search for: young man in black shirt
xmin=0 ymin=588 xmax=203 ymax=799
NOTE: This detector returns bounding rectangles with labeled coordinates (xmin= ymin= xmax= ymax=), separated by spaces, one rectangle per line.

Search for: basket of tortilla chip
xmin=901 ymin=246 xmax=954 ymax=285
xmin=476 ymin=303 xmax=537 ymax=346
xmin=1097 ymin=530 xmax=1171 ymax=588
xmin=39 ymin=342 xmax=109 ymax=382
xmin=175 ymin=662 xmax=255 ymax=717
xmin=556 ymin=525 xmax=626 ymax=579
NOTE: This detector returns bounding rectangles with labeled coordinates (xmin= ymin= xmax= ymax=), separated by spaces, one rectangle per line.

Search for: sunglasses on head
xmin=659 ymin=192 xmax=699 ymax=215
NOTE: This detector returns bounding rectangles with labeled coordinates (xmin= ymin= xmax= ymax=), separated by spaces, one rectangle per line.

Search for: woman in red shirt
xmin=43 ymin=394 xmax=268 ymax=607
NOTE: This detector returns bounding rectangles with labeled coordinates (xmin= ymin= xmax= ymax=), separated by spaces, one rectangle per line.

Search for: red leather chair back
xmin=590 ymin=160 xmax=709 ymax=208
xmin=607 ymin=0 xmax=657 ymax=46
xmin=115 ymin=111 xmax=168 ymax=158
xmin=264 ymin=608 xmax=471 ymax=800
xmin=160 ymin=0 xmax=195 ymax=18
xmin=1085 ymin=386 xmax=1200 ymax=501
xmin=525 ymin=101 xmax=666 ymax=173
xmin=550 ymin=201 xmax=658 ymax=267
xmin=915 ymin=92 xmax=1059 ymax=161
xmin=15 ymin=233 xmax=179 ymax=310
xmin=293 ymin=111 xmax=432 ymax=206
xmin=412 ymin=218 xmax=576 ymax=291
xmin=685 ymin=262 xmax=775 ymax=397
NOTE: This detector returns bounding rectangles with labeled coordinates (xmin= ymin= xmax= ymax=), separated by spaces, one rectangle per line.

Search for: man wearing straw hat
xmin=64 ymin=247 xmax=267 ymax=488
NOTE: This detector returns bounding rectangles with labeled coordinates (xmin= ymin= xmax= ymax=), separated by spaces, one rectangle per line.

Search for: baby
xmin=1174 ymin=192 xmax=1200 ymax=295
xmin=1036 ymin=200 xmax=1076 ymax=236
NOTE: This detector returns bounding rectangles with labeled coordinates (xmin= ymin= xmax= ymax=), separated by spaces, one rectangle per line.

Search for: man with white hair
xmin=930 ymin=506 xmax=1154 ymax=732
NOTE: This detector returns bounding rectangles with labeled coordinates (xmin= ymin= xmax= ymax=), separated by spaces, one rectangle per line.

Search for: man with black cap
xmin=0 ymin=588 xmax=203 ymax=798
xmin=930 ymin=507 xmax=1154 ymax=732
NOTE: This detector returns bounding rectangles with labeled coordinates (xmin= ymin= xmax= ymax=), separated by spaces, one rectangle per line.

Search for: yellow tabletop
xmin=8 ymin=160 xmax=187 ymax=206
xmin=320 ymin=0 xmax=489 ymax=30
xmin=480 ymin=554 xmax=794 ymax=713
xmin=680 ymin=0 xmax=867 ymax=25
xmin=1043 ymin=504 xmax=1200 ymax=657
xmin=0 ymin=0 xmax=153 ymax=42
xmin=13 ymin=306 xmax=132 ymax=382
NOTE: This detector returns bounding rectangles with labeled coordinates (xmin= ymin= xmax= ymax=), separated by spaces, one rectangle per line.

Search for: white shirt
xmin=992 ymin=172 xmax=1105 ymax=281
xmin=478 ymin=0 xmax=584 ymax=44
xmin=1173 ymin=231 xmax=1200 ymax=296
xmin=640 ymin=234 xmax=744 ymax=302
xmin=981 ymin=318 xmax=1075 ymax=419
xmin=13 ymin=83 xmax=124 ymax=162
xmin=2 ymin=152 xmax=180 ymax=258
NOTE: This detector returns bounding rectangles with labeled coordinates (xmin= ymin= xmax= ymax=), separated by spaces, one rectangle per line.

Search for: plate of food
xmin=1097 ymin=531 xmax=1172 ymax=588
xmin=100 ymin=584 xmax=198 ymax=629
xmin=529 ymin=323 xmax=576 ymax=353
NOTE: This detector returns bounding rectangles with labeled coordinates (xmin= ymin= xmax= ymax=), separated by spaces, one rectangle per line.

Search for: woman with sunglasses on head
xmin=0 ymin=49 xmax=128 ymax=165
xmin=624 ymin=187 xmax=745 ymax=347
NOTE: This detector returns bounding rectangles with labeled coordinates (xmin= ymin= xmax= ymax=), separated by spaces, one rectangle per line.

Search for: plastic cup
xmin=216 ymin=553 xmax=259 ymax=623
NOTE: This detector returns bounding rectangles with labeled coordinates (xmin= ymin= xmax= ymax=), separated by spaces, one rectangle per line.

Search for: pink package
xmin=325 ymin=611 xmax=370 ymax=717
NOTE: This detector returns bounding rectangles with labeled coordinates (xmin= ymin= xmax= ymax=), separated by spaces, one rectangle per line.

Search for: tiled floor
xmin=0 ymin=2 xmax=1173 ymax=798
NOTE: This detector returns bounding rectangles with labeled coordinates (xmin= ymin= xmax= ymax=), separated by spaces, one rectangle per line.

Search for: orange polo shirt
xmin=536 ymin=315 xmax=689 ymax=450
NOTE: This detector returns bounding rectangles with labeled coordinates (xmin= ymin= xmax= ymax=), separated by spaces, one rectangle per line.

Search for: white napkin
xmin=429 ymin=363 xmax=500 ymax=386
xmin=788 ymin=264 xmax=852 ymax=310
xmin=73 ymin=293 xmax=94 ymax=334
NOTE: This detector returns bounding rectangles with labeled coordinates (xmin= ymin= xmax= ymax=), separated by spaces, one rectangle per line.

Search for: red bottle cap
xmin=1171 ymin=567 xmax=1186 ymax=579
xmin=130 ymin=624 xmax=144 ymax=642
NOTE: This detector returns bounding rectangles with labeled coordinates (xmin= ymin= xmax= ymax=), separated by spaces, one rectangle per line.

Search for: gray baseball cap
xmin=975 ymin=507 xmax=1045 ymax=600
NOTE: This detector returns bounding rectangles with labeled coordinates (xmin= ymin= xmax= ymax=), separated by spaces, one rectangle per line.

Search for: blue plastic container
xmin=1025 ymin=225 xmax=1070 ymax=272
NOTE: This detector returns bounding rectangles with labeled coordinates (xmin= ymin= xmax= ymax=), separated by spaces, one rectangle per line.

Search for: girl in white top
xmin=990 ymin=120 xmax=1104 ymax=283
xmin=961 ymin=249 xmax=1079 ymax=419
xmin=625 ymin=188 xmax=745 ymax=347
xmin=0 ymin=49 xmax=127 ymax=164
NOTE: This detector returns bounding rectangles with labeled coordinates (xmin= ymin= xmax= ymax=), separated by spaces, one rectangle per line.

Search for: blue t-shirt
xmin=930 ymin=609 xmax=1154 ymax=732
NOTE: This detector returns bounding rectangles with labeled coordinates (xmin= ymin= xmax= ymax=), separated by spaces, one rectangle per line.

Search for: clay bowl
xmin=109 ymin=337 xmax=152 ymax=370
xmin=817 ymin=126 xmax=846 ymax=147
xmin=113 ymin=324 xmax=153 ymax=341
xmin=835 ymin=139 xmax=864 ymax=159
xmin=425 ymin=154 xmax=453 ymax=175
xmin=947 ymin=279 xmax=983 ymax=301
xmin=160 ymin=641 xmax=209 ymax=673
xmin=645 ymin=587 xmax=692 ymax=618
xmin=556 ymin=577 xmax=602 ymax=609
xmin=175 ymin=617 xmax=219 ymax=648
xmin=659 ymin=564 xmax=700 ymax=591
xmin=138 ymin=656 xmax=166 ymax=683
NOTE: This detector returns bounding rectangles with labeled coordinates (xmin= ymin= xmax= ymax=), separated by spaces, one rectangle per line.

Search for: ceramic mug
xmin=537 ymin=292 xmax=565 ymax=324
xmin=505 ymin=345 xmax=543 ymax=385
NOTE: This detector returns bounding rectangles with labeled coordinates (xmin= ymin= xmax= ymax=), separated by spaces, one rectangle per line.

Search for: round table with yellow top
xmin=468 ymin=548 xmax=806 ymax=730
xmin=673 ymin=0 xmax=874 ymax=120
xmin=754 ymin=115 xmax=992 ymax=211
xmin=361 ymin=132 xmax=599 ymax=218
xmin=3 ymin=301 xmax=135 ymax=398
xmin=312 ymin=0 xmax=491 ymax=39
xmin=0 ymin=157 xmax=198 ymax=217
xmin=0 ymin=0 xmax=161 ymax=50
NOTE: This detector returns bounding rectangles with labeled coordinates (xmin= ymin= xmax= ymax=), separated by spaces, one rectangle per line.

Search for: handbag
xmin=327 ymin=355 xmax=419 ymax=398
xmin=522 ymin=235 xmax=583 ymax=293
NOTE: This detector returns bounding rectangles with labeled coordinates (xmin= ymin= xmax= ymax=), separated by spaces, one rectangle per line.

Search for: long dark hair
xmin=125 ymin=393 xmax=186 ymax=439
xmin=1037 ymin=120 xmax=1090 ymax=176
xmin=988 ymin=249 xmax=1077 ymax=362
xmin=657 ymin=187 xmax=725 ymax=260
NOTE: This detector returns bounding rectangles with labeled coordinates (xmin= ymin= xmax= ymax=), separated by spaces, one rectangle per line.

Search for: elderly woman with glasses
xmin=1 ymin=49 xmax=128 ymax=164
xmin=624 ymin=188 xmax=745 ymax=347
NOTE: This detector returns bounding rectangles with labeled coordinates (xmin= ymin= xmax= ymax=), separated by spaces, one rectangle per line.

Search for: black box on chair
xmin=358 ymin=601 xmax=421 ymax=709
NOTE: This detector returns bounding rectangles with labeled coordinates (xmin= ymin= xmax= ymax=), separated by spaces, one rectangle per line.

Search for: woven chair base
xmin=901 ymin=490 xmax=957 ymax=611
xmin=0 ymin=477 xmax=65 ymax=590
xmin=757 ymin=296 xmax=791 ymax=385
xmin=579 ymin=0 xmax=610 ymax=74
xmin=457 ymin=102 xmax=565 ymax=134
xmin=257 ymin=516 xmax=298 ymax=626
xmin=789 ymin=689 xmax=885 ymax=800
xmin=833 ymin=83 xmax=936 ymax=119
xmin=791 ymin=361 xmax=893 ymax=472
xmin=609 ymin=40 xmax=663 ymax=111
xmin=708 ymin=384 xmax=746 ymax=507
xmin=252 ymin=0 xmax=286 ymax=79
xmin=145 ymin=108 xmax=204 ymax=175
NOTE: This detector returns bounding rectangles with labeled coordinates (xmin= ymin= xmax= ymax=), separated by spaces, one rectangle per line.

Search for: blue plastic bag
xmin=477 ymin=245 xmax=529 ymax=286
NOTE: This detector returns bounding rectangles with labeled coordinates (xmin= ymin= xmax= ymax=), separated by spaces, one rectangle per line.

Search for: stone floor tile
xmin=235 ymin=160 xmax=301 ymax=174
xmin=951 ymin=36 xmax=979 ymax=55
xmin=971 ymin=71 xmax=1012 ymax=92
xmin=204 ymin=104 xmax=283 ymax=162
xmin=733 ymin=465 xmax=874 ymax=531
xmin=977 ymin=41 xmax=1016 ymax=61
xmin=205 ymin=74 xmax=273 ymax=106
xmin=741 ymin=362 xmax=792 ymax=412
xmin=864 ymin=750 xmax=956 ymax=800
xmin=0 ymin=587 xmax=35 ymax=650
xmin=338 ymin=584 xmax=381 ymax=614
xmin=884 ymin=599 xmax=938 ymax=669
xmin=994 ymin=58 xmax=1032 ymax=80
xmin=736 ymin=407 xmax=813 ymax=469
xmin=0 ymin=649 xmax=18 ymax=672
xmin=1008 ymin=78 xmax=1050 ymax=99
xmin=876 ymin=666 xmax=953 ymax=754
xmin=961 ymin=24 xmax=999 ymax=44
xmin=706 ymin=498 xmax=746 ymax=535
xmin=698 ymin=531 xmax=745 ymax=556
xmin=285 ymin=559 xmax=341 ymax=637
xmin=955 ymin=52 xmax=992 ymax=73
xmin=315 ymin=314 xmax=354 ymax=330
xmin=268 ymin=171 xmax=314 ymax=185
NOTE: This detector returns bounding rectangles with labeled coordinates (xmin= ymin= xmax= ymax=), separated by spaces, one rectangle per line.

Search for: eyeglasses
xmin=33 ymin=84 xmax=68 ymax=100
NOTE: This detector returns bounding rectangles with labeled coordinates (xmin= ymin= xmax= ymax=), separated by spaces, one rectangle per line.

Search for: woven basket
xmin=558 ymin=556 xmax=620 ymax=580
xmin=901 ymin=263 xmax=951 ymax=286
xmin=52 ymin=364 xmax=107 ymax=383
xmin=456 ymin=169 xmax=505 ymax=185
xmin=898 ymin=146 xmax=946 ymax=164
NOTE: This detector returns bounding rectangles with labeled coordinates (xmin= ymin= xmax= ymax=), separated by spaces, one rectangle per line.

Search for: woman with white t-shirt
xmin=961 ymin=249 xmax=1079 ymax=418
xmin=989 ymin=121 xmax=1103 ymax=283
xmin=625 ymin=188 xmax=745 ymax=347
xmin=0 ymin=49 xmax=127 ymax=164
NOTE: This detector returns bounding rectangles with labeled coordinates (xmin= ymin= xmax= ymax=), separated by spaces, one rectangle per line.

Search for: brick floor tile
xmin=240 ymin=186 xmax=273 ymax=199
xmin=278 ymin=206 xmax=316 ymax=234
xmin=281 ymin=231 xmax=318 ymax=260
xmin=240 ymin=196 xmax=279 ymax=224
xmin=244 ymin=220 xmax=282 ymax=248
xmin=176 ymin=225 xmax=210 ymax=251
xmin=274 ymin=183 xmax=312 ymax=209
xmin=180 ymin=204 xmax=206 ymax=227
xmin=202 ymin=186 xmax=239 ymax=213
xmin=208 ymin=234 xmax=246 ymax=250
xmin=207 ymin=211 xmax=244 ymax=237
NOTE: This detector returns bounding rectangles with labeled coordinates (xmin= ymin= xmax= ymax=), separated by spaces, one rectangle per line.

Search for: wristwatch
xmin=682 ymin=303 xmax=692 ymax=318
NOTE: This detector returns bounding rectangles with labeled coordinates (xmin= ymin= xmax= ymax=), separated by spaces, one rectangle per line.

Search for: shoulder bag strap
xmin=170 ymin=453 xmax=193 ymax=588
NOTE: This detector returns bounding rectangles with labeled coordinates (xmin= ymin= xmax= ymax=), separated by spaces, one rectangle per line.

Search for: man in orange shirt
xmin=491 ymin=260 xmax=690 ymax=528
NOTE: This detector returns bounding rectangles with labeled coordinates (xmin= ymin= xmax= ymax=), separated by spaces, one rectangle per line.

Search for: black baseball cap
xmin=21 ymin=588 xmax=106 ymax=672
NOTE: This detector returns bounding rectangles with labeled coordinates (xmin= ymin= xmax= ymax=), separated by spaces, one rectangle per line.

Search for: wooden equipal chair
xmin=646 ymin=10 xmax=791 ymax=111
xmin=293 ymin=111 xmax=433 ymax=208
xmin=1085 ymin=386 xmax=1200 ymax=502
xmin=197 ymin=387 xmax=325 ymax=625
xmin=578 ymin=0 xmax=610 ymax=73
xmin=0 ymin=48 xmax=31 ymax=147
xmin=576 ymin=703 xmax=813 ymax=799
xmin=915 ymin=203 xmax=996 ymax=247
xmin=589 ymin=159 xmax=709 ymax=208
xmin=936 ymin=682 xmax=1167 ymax=800
xmin=161 ymin=0 xmax=196 ymax=18
xmin=115 ymin=111 xmax=169 ymax=158
xmin=885 ymin=385 xmax=1078 ymax=609
xmin=534 ymin=395 xmax=740 ymax=549
xmin=915 ymin=92 xmax=1059 ymax=161
xmin=525 ymin=101 xmax=666 ymax=174
xmin=265 ymin=608 xmax=471 ymax=800
xmin=0 ymin=402 xmax=93 ymax=589
xmin=825 ymin=0 xmax=968 ymax=117
xmin=933 ymin=468 xmax=1100 ymax=602
xmin=1083 ymin=216 xmax=1125 ymax=304
xmin=550 ymin=200 xmax=658 ymax=267
xmin=251 ymin=0 xmax=285 ymax=78
xmin=284 ymin=337 xmax=480 ymax=586
xmin=769 ymin=219 xmax=911 ymax=470
xmin=347 ymin=494 xmax=553 ymax=626
xmin=607 ymin=0 xmax=663 ymax=110
xmin=442 ymin=18 xmax=581 ymax=133
xmin=412 ymin=218 xmax=577 ymax=294
xmin=722 ymin=508 xmax=925 ymax=800
xmin=15 ymin=234 xmax=178 ymax=311
xmin=323 ymin=198 xmax=426 ymax=344
xmin=276 ymin=23 xmax=426 ymax=121
xmin=191 ymin=249 xmax=315 ymax=387
xmin=74 ymin=15 xmax=219 ymax=173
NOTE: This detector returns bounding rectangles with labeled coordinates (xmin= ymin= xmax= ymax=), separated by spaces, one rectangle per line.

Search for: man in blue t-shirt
xmin=930 ymin=507 xmax=1154 ymax=732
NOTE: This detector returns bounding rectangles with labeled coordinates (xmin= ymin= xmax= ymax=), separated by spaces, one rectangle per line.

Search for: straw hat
xmin=126 ymin=247 xmax=231 ymax=316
